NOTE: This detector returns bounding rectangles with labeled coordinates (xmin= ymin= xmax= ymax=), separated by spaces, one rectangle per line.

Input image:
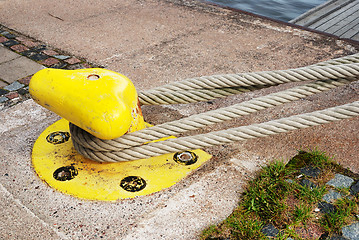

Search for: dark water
xmin=206 ymin=0 xmax=327 ymax=21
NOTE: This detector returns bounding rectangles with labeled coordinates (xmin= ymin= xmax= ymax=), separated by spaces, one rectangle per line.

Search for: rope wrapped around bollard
xmin=70 ymin=54 xmax=359 ymax=162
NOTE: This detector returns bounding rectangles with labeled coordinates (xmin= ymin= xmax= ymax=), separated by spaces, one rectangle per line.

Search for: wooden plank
xmin=315 ymin=2 xmax=359 ymax=32
xmin=329 ymin=10 xmax=359 ymax=36
xmin=352 ymin=32 xmax=359 ymax=41
xmin=292 ymin=0 xmax=355 ymax=27
xmin=290 ymin=0 xmax=338 ymax=23
xmin=291 ymin=0 xmax=359 ymax=42
xmin=341 ymin=22 xmax=359 ymax=38
xmin=292 ymin=0 xmax=353 ymax=26
xmin=309 ymin=0 xmax=359 ymax=30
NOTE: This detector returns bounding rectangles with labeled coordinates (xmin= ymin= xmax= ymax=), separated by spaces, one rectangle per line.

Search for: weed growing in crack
xmin=320 ymin=197 xmax=358 ymax=234
xmin=296 ymin=184 xmax=327 ymax=204
xmin=242 ymin=160 xmax=293 ymax=223
xmin=200 ymin=150 xmax=357 ymax=240
xmin=292 ymin=203 xmax=312 ymax=224
xmin=227 ymin=210 xmax=266 ymax=240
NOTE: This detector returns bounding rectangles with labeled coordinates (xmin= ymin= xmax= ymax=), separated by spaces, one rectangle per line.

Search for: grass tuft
xmin=200 ymin=150 xmax=356 ymax=240
xmin=320 ymin=197 xmax=358 ymax=234
xmin=227 ymin=209 xmax=266 ymax=240
xmin=292 ymin=203 xmax=312 ymax=224
xmin=287 ymin=149 xmax=334 ymax=171
xmin=296 ymin=184 xmax=327 ymax=204
xmin=242 ymin=160 xmax=293 ymax=223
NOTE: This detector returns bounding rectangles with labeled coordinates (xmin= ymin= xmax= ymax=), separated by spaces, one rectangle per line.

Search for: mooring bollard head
xmin=29 ymin=68 xmax=145 ymax=139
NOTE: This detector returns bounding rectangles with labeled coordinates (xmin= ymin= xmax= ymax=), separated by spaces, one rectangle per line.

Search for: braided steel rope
xmin=142 ymin=63 xmax=359 ymax=93
xmin=138 ymin=85 xmax=267 ymax=105
xmin=72 ymin=101 xmax=359 ymax=162
xmin=138 ymin=53 xmax=359 ymax=105
xmin=138 ymin=62 xmax=359 ymax=105
xmin=314 ymin=53 xmax=359 ymax=66
xmin=70 ymin=79 xmax=355 ymax=152
xmin=69 ymin=53 xmax=359 ymax=162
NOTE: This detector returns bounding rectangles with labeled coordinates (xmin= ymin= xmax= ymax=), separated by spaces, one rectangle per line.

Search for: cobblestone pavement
xmin=265 ymin=168 xmax=359 ymax=240
xmin=0 ymin=25 xmax=98 ymax=111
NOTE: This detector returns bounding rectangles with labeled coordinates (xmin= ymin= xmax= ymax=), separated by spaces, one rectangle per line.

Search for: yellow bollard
xmin=30 ymin=68 xmax=212 ymax=201
xmin=29 ymin=68 xmax=146 ymax=139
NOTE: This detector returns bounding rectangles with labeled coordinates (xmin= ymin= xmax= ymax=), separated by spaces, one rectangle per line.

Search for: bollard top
xmin=30 ymin=68 xmax=143 ymax=139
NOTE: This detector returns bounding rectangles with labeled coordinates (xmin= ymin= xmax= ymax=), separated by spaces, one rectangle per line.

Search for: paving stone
xmin=66 ymin=63 xmax=87 ymax=70
xmin=21 ymin=50 xmax=36 ymax=57
xmin=50 ymin=62 xmax=68 ymax=69
xmin=54 ymin=55 xmax=70 ymax=60
xmin=0 ymin=46 xmax=20 ymax=63
xmin=5 ymin=92 xmax=19 ymax=99
xmin=326 ymin=174 xmax=354 ymax=188
xmin=31 ymin=44 xmax=47 ymax=52
xmin=318 ymin=201 xmax=337 ymax=213
xmin=300 ymin=178 xmax=317 ymax=189
xmin=39 ymin=57 xmax=60 ymax=66
xmin=42 ymin=49 xmax=59 ymax=56
xmin=29 ymin=53 xmax=49 ymax=61
xmin=22 ymin=49 xmax=49 ymax=60
xmin=0 ymin=36 xmax=7 ymax=43
xmin=329 ymin=234 xmax=350 ymax=240
xmin=21 ymin=40 xmax=39 ymax=48
xmin=350 ymin=181 xmax=359 ymax=196
xmin=4 ymin=82 xmax=25 ymax=91
xmin=18 ymin=76 xmax=32 ymax=85
xmin=0 ymin=57 xmax=44 ymax=83
xmin=322 ymin=189 xmax=343 ymax=203
xmin=2 ymin=39 xmax=19 ymax=47
xmin=65 ymin=57 xmax=81 ymax=64
xmin=342 ymin=222 xmax=359 ymax=240
xmin=300 ymin=166 xmax=321 ymax=178
xmin=15 ymin=36 xmax=28 ymax=42
xmin=261 ymin=224 xmax=279 ymax=238
xmin=10 ymin=44 xmax=29 ymax=53
xmin=0 ymin=88 xmax=9 ymax=96
xmin=0 ymin=96 xmax=8 ymax=103
xmin=17 ymin=88 xmax=28 ymax=95
xmin=2 ymin=32 xmax=16 ymax=39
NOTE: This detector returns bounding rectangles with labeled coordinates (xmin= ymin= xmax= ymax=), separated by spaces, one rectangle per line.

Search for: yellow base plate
xmin=32 ymin=119 xmax=212 ymax=201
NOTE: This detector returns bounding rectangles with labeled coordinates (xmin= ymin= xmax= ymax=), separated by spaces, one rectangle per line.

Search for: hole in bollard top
xmin=87 ymin=74 xmax=100 ymax=80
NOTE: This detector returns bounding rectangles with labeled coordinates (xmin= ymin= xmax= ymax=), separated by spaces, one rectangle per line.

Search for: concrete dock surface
xmin=0 ymin=0 xmax=358 ymax=239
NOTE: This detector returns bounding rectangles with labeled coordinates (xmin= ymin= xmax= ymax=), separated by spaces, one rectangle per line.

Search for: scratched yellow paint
xmin=32 ymin=119 xmax=212 ymax=201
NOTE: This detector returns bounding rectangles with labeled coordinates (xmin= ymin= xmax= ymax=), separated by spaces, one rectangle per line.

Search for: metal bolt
xmin=173 ymin=151 xmax=198 ymax=165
